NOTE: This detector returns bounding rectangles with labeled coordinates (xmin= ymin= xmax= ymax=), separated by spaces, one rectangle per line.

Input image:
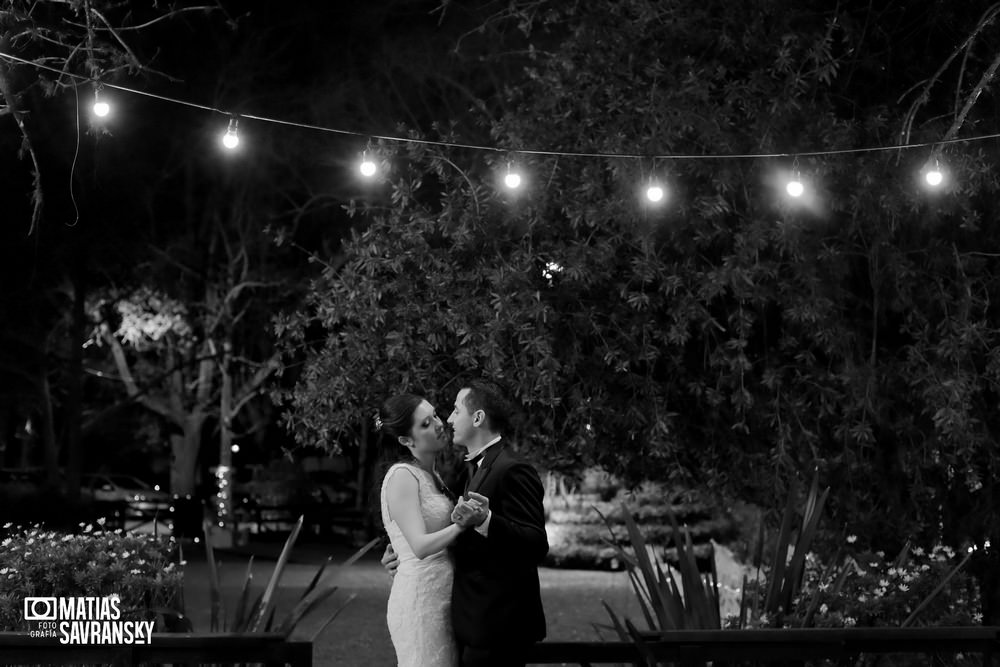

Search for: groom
xmin=383 ymin=377 xmax=549 ymax=667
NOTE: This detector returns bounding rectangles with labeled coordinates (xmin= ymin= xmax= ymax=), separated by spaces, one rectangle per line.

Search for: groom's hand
xmin=380 ymin=544 xmax=399 ymax=577
xmin=451 ymin=497 xmax=486 ymax=528
xmin=465 ymin=492 xmax=490 ymax=521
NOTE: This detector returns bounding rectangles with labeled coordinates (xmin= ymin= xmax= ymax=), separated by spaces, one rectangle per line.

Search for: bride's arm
xmin=386 ymin=468 xmax=464 ymax=559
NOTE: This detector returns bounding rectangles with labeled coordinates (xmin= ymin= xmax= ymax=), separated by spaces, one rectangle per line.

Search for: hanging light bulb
xmin=646 ymin=184 xmax=664 ymax=202
xmin=925 ymin=158 xmax=944 ymax=187
xmin=359 ymin=151 xmax=377 ymax=177
xmin=221 ymin=117 xmax=240 ymax=150
xmin=504 ymin=162 xmax=522 ymax=189
xmin=784 ymin=157 xmax=806 ymax=198
xmin=92 ymin=87 xmax=110 ymax=118
xmin=786 ymin=179 xmax=804 ymax=197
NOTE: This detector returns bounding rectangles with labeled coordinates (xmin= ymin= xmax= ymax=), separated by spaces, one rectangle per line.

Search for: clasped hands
xmin=451 ymin=491 xmax=489 ymax=529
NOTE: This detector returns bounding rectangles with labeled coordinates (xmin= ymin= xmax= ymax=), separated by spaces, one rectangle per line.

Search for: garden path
xmin=181 ymin=542 xmax=645 ymax=666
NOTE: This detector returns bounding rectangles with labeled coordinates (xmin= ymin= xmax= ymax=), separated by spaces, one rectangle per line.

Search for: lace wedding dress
xmin=380 ymin=463 xmax=459 ymax=667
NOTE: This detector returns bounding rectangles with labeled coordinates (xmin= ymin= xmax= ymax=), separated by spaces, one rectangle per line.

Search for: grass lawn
xmin=181 ymin=542 xmax=645 ymax=666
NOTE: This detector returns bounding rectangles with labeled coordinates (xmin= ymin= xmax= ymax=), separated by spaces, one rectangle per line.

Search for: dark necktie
xmin=464 ymin=455 xmax=483 ymax=493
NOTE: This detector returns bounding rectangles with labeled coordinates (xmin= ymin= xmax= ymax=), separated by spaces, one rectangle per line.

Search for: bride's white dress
xmin=380 ymin=463 xmax=459 ymax=667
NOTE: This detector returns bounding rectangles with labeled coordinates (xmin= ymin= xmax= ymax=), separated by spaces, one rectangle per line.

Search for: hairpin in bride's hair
xmin=373 ymin=412 xmax=383 ymax=432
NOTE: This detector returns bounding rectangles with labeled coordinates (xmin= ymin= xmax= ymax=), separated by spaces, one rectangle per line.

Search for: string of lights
xmin=2 ymin=49 xmax=997 ymax=203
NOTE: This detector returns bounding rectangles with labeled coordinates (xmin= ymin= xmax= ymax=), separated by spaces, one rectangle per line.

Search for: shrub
xmin=543 ymin=469 xmax=738 ymax=569
xmin=735 ymin=540 xmax=982 ymax=629
xmin=0 ymin=522 xmax=182 ymax=631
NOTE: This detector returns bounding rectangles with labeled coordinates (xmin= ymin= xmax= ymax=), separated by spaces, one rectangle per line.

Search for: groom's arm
xmin=485 ymin=463 xmax=548 ymax=562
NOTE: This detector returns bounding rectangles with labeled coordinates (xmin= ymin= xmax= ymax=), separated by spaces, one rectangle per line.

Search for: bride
xmin=375 ymin=393 xmax=481 ymax=667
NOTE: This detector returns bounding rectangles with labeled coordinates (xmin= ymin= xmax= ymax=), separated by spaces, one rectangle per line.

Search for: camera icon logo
xmin=23 ymin=597 xmax=58 ymax=621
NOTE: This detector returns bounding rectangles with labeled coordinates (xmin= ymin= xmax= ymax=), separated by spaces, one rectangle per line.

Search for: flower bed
xmin=0 ymin=522 xmax=182 ymax=632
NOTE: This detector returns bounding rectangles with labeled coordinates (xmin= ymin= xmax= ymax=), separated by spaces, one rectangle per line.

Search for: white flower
xmin=97 ymin=518 xmax=107 ymax=526
xmin=888 ymin=568 xmax=899 ymax=577
xmin=879 ymin=579 xmax=889 ymax=587
xmin=899 ymin=584 xmax=909 ymax=592
xmin=819 ymin=603 xmax=829 ymax=614
xmin=858 ymin=595 xmax=867 ymax=603
xmin=2 ymin=523 xmax=11 ymax=529
xmin=844 ymin=616 xmax=856 ymax=627
xmin=1 ymin=538 xmax=10 ymax=548
xmin=920 ymin=564 xmax=930 ymax=571
xmin=846 ymin=535 xmax=857 ymax=544
xmin=83 ymin=524 xmax=93 ymax=533
xmin=61 ymin=535 xmax=73 ymax=542
xmin=0 ymin=568 xmax=8 ymax=575
xmin=974 ymin=613 xmax=983 ymax=623
xmin=912 ymin=547 xmax=924 ymax=556
xmin=120 ymin=551 xmax=130 ymax=559
xmin=131 ymin=569 xmax=141 ymax=574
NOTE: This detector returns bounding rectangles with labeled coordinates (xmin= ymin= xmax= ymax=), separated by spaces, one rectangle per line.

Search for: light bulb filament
xmin=222 ymin=117 xmax=240 ymax=149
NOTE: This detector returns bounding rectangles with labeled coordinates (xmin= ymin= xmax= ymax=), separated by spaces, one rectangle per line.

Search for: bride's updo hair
xmin=375 ymin=393 xmax=423 ymax=442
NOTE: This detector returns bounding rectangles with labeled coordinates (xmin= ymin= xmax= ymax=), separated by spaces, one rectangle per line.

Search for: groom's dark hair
xmin=462 ymin=377 xmax=515 ymax=434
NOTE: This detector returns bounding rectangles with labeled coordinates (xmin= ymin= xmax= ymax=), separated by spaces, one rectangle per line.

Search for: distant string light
xmin=925 ymin=157 xmax=944 ymax=187
xmin=504 ymin=161 xmax=522 ymax=189
xmin=359 ymin=150 xmax=377 ymax=177
xmin=92 ymin=86 xmax=110 ymax=118
xmin=222 ymin=117 xmax=239 ymax=150
xmin=1 ymin=50 xmax=996 ymax=204
xmin=646 ymin=183 xmax=665 ymax=203
xmin=786 ymin=175 xmax=805 ymax=198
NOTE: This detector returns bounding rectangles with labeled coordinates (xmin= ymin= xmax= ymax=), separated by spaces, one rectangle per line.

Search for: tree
xmin=281 ymin=0 xmax=1000 ymax=618
xmin=0 ymin=0 xmax=218 ymax=497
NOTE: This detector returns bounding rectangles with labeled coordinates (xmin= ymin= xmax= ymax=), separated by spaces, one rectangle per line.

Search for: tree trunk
xmin=170 ymin=414 xmax=205 ymax=496
xmin=64 ymin=264 xmax=86 ymax=498
xmin=39 ymin=373 xmax=59 ymax=488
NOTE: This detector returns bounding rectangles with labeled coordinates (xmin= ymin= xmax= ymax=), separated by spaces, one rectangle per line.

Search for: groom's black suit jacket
xmin=449 ymin=441 xmax=548 ymax=649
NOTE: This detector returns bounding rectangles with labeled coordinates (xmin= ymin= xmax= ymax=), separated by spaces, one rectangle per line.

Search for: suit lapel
xmin=467 ymin=442 xmax=505 ymax=495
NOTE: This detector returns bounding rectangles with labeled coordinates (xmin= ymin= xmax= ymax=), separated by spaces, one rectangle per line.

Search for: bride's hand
xmin=452 ymin=497 xmax=486 ymax=528
xmin=451 ymin=498 xmax=481 ymax=528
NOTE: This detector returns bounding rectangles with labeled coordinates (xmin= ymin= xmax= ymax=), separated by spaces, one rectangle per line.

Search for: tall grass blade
xmin=277 ymin=536 xmax=382 ymax=636
xmin=780 ymin=482 xmax=829 ymax=609
xmin=601 ymin=599 xmax=632 ymax=641
xmin=901 ymin=549 xmax=974 ymax=627
xmin=892 ymin=540 xmax=912 ymax=569
xmin=304 ymin=593 xmax=358 ymax=643
xmin=763 ymin=481 xmax=798 ymax=613
xmin=597 ymin=505 xmax=672 ymax=629
xmin=298 ymin=556 xmax=334 ymax=604
xmin=232 ymin=556 xmax=255 ymax=631
xmin=625 ymin=617 xmax=658 ymax=667
xmin=201 ymin=519 xmax=223 ymax=633
xmin=737 ymin=573 xmax=749 ymax=628
xmin=248 ymin=515 xmax=304 ymax=632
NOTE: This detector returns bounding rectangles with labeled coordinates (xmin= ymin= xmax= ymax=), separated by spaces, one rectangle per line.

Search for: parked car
xmin=81 ymin=473 xmax=173 ymax=536
xmin=0 ymin=468 xmax=47 ymax=498
xmin=82 ymin=474 xmax=170 ymax=510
